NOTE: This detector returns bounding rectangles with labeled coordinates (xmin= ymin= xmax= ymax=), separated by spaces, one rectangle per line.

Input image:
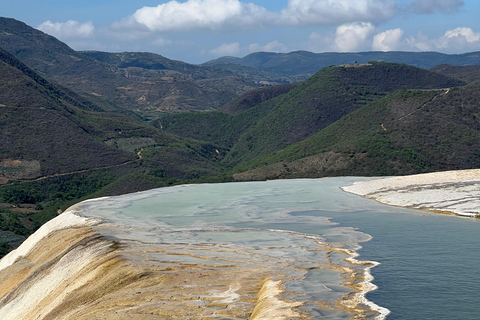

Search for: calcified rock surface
xmin=0 ymin=211 xmax=304 ymax=320
xmin=342 ymin=169 xmax=480 ymax=217
xmin=0 ymin=179 xmax=387 ymax=320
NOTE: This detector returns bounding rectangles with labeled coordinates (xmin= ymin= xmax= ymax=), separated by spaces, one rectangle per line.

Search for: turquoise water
xmin=78 ymin=177 xmax=480 ymax=319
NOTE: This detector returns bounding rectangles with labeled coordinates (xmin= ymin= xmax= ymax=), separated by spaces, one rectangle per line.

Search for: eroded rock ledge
xmin=342 ymin=169 xmax=480 ymax=218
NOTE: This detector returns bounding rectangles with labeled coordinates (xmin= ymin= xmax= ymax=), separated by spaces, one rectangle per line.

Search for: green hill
xmin=222 ymin=62 xmax=464 ymax=166
xmin=219 ymin=83 xmax=297 ymax=114
xmin=161 ymin=62 xmax=464 ymax=170
xmin=233 ymin=85 xmax=480 ymax=180
xmin=157 ymin=84 xmax=298 ymax=148
xmin=0 ymin=47 xmax=135 ymax=179
xmin=431 ymin=64 xmax=480 ymax=85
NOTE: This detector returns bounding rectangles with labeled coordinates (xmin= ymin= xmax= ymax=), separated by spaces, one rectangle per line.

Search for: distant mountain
xmin=81 ymin=51 xmax=256 ymax=115
xmin=81 ymin=51 xmax=234 ymax=80
xmin=202 ymin=59 xmax=297 ymax=84
xmin=204 ymin=50 xmax=480 ymax=83
xmin=234 ymin=84 xmax=480 ymax=180
xmin=0 ymin=18 xmax=255 ymax=114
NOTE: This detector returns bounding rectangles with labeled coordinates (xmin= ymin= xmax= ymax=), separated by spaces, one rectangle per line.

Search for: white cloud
xmin=210 ymin=42 xmax=240 ymax=55
xmin=37 ymin=20 xmax=95 ymax=39
xmin=114 ymin=0 xmax=400 ymax=33
xmin=372 ymin=28 xmax=404 ymax=51
xmin=118 ymin=0 xmax=271 ymax=32
xmin=410 ymin=0 xmax=464 ymax=14
xmin=436 ymin=27 xmax=480 ymax=51
xmin=368 ymin=27 xmax=480 ymax=53
xmin=405 ymin=31 xmax=432 ymax=51
xmin=249 ymin=41 xmax=288 ymax=53
xmin=443 ymin=27 xmax=480 ymax=43
xmin=334 ymin=22 xmax=374 ymax=52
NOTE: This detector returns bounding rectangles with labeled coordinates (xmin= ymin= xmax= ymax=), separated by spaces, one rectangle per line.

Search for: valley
xmin=1 ymin=17 xmax=480 ymax=256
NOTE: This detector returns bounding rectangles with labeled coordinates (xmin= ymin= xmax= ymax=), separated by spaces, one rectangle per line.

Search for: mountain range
xmin=1 ymin=17 xmax=480 ymax=255
xmin=0 ymin=18 xmax=255 ymax=115
xmin=204 ymin=50 xmax=480 ymax=83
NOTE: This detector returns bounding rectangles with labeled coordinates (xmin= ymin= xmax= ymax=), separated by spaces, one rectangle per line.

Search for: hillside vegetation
xmin=1 ymin=17 xmax=480 ymax=257
xmin=219 ymin=83 xmax=297 ymax=114
xmin=163 ymin=62 xmax=464 ymax=167
xmin=158 ymin=84 xmax=298 ymax=146
xmin=0 ymin=18 xmax=255 ymax=115
xmin=0 ymin=47 xmax=229 ymax=255
xmin=431 ymin=64 xmax=480 ymax=85
xmin=233 ymin=86 xmax=480 ymax=180
xmin=0 ymin=48 xmax=135 ymax=177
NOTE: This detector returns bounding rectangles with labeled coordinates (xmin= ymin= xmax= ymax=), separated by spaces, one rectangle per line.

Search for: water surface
xmin=76 ymin=177 xmax=480 ymax=319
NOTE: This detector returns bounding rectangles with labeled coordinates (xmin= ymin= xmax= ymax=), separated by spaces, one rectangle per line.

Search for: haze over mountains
xmin=1 ymin=17 xmax=480 ymax=255
xmin=204 ymin=50 xmax=480 ymax=83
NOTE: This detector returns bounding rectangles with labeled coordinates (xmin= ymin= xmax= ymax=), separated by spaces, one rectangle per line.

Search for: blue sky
xmin=1 ymin=0 xmax=479 ymax=63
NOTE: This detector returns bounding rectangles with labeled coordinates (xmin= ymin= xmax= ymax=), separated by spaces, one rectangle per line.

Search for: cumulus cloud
xmin=334 ymin=22 xmax=374 ymax=51
xmin=405 ymin=31 xmax=432 ymax=51
xmin=114 ymin=0 xmax=400 ymax=33
xmin=249 ymin=40 xmax=288 ymax=53
xmin=210 ymin=42 xmax=240 ymax=55
xmin=436 ymin=27 xmax=480 ymax=51
xmin=369 ymin=26 xmax=480 ymax=53
xmin=410 ymin=0 xmax=464 ymax=14
xmin=37 ymin=20 xmax=95 ymax=39
xmin=108 ymin=0 xmax=474 ymax=57
xmin=372 ymin=28 xmax=404 ymax=51
xmin=116 ymin=0 xmax=271 ymax=32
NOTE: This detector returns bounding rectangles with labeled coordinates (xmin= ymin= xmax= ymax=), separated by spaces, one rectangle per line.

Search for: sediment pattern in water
xmin=0 ymin=179 xmax=387 ymax=319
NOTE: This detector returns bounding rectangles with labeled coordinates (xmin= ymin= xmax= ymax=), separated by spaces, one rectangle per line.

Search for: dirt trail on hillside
xmin=397 ymin=88 xmax=450 ymax=121
xmin=3 ymin=149 xmax=145 ymax=185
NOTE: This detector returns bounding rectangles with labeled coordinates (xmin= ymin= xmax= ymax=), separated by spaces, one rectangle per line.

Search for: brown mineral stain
xmin=0 ymin=222 xmax=381 ymax=320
